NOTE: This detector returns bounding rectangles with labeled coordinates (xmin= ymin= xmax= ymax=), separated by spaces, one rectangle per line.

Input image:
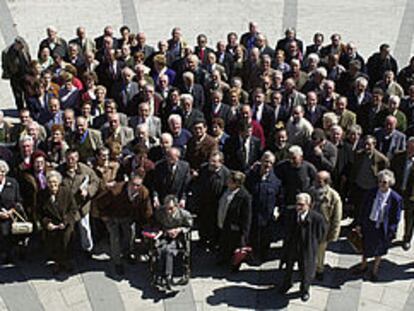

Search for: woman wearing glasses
xmin=354 ymin=169 xmax=403 ymax=281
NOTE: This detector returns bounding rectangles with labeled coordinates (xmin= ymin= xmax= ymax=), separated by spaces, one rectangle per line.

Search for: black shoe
xmin=370 ymin=271 xmax=379 ymax=282
xmin=315 ymin=272 xmax=324 ymax=281
xmin=115 ymin=264 xmax=125 ymax=276
xmin=278 ymin=283 xmax=292 ymax=294
xmin=402 ymin=241 xmax=411 ymax=251
xmin=351 ymin=265 xmax=368 ymax=275
xmin=301 ymin=291 xmax=310 ymax=302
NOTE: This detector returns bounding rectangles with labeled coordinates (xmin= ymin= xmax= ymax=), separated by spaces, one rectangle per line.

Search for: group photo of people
xmin=1 ymin=20 xmax=414 ymax=302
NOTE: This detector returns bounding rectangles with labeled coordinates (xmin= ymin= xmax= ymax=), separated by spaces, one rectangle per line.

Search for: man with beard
xmin=195 ymin=151 xmax=230 ymax=251
xmin=309 ymin=171 xmax=342 ymax=280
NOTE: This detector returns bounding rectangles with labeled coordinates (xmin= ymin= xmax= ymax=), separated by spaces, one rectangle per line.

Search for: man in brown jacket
xmin=185 ymin=119 xmax=218 ymax=173
xmin=349 ymin=135 xmax=389 ymax=219
xmin=310 ymin=171 xmax=342 ymax=280
xmin=97 ymin=174 xmax=153 ymax=275
xmin=58 ymin=149 xmax=100 ymax=256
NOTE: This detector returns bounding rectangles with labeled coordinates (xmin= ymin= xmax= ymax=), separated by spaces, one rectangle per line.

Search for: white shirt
xmin=254 ymin=103 xmax=264 ymax=122
xmin=0 ymin=178 xmax=6 ymax=193
xmin=217 ymin=188 xmax=240 ymax=229
xmin=298 ymin=210 xmax=309 ymax=223
xmin=369 ymin=189 xmax=391 ymax=227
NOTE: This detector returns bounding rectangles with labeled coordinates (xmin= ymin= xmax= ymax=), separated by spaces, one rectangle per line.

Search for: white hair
xmin=46 ymin=170 xmax=63 ymax=184
xmin=296 ymin=193 xmax=312 ymax=205
xmin=168 ymin=114 xmax=182 ymax=125
xmin=377 ymin=169 xmax=395 ymax=186
xmin=0 ymin=160 xmax=10 ymax=174
xmin=288 ymin=145 xmax=303 ymax=157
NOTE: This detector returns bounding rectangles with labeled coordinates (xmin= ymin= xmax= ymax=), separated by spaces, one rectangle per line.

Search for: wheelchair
xmin=144 ymin=229 xmax=192 ymax=290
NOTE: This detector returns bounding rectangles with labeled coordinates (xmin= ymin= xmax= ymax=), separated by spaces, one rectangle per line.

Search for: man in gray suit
xmin=374 ymin=115 xmax=406 ymax=159
xmin=101 ymin=113 xmax=134 ymax=148
xmin=129 ymin=102 xmax=162 ymax=139
xmin=69 ymin=26 xmax=96 ymax=55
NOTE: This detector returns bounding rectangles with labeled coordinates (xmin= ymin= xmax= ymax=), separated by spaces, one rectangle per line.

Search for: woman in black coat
xmin=38 ymin=170 xmax=78 ymax=274
xmin=0 ymin=160 xmax=24 ymax=264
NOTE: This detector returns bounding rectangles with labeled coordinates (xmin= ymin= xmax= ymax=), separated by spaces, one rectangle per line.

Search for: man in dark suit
xmin=304 ymin=129 xmax=338 ymax=173
xmin=340 ymin=42 xmax=366 ymax=71
xmin=305 ymin=32 xmax=324 ymax=58
xmin=180 ymin=71 xmax=205 ymax=111
xmin=204 ymin=90 xmax=232 ymax=128
xmin=367 ymin=44 xmax=398 ymax=88
xmin=347 ymin=76 xmax=372 ymax=112
xmin=275 ymin=28 xmax=304 ymax=55
xmin=151 ymin=147 xmax=191 ymax=209
xmin=251 ymin=88 xmax=275 ymax=136
xmin=246 ymin=151 xmax=282 ymax=262
xmin=112 ymin=67 xmax=140 ymax=113
xmin=217 ymin=171 xmax=252 ymax=270
xmin=223 ymin=121 xmax=262 ymax=172
xmin=194 ymin=34 xmax=215 ymax=66
xmin=94 ymin=25 xmax=118 ymax=51
xmin=255 ymin=33 xmax=275 ymax=58
xmin=181 ymin=94 xmax=205 ymax=131
xmin=391 ymin=137 xmax=414 ymax=250
xmin=304 ymin=91 xmax=328 ymax=128
xmin=279 ymin=193 xmax=326 ymax=302
xmin=195 ymin=151 xmax=230 ymax=250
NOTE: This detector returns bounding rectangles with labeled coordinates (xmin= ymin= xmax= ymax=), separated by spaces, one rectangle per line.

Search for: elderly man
xmin=195 ymin=151 xmax=230 ymax=250
xmin=168 ymin=114 xmax=192 ymax=154
xmin=72 ymin=116 xmax=103 ymax=163
xmin=185 ymin=119 xmax=217 ymax=172
xmin=58 ymin=149 xmax=100 ymax=256
xmin=391 ymin=137 xmax=414 ymax=250
xmin=101 ymin=113 xmax=134 ymax=148
xmin=181 ymin=94 xmax=205 ymax=131
xmin=96 ymin=174 xmax=152 ymax=275
xmin=275 ymin=145 xmax=317 ymax=206
xmin=149 ymin=132 xmax=173 ymax=163
xmin=310 ymin=171 xmax=342 ymax=280
xmin=246 ymin=151 xmax=282 ymax=262
xmin=304 ymin=128 xmax=338 ymax=173
xmin=130 ymin=102 xmax=162 ymax=139
xmin=279 ymin=193 xmax=326 ymax=302
xmin=153 ymin=195 xmax=193 ymax=290
xmin=374 ymin=115 xmax=406 ymax=159
xmin=335 ymin=96 xmax=356 ymax=131
xmin=350 ymin=135 xmax=389 ymax=219
xmin=152 ymin=147 xmax=191 ymax=209
xmin=286 ymin=105 xmax=314 ymax=148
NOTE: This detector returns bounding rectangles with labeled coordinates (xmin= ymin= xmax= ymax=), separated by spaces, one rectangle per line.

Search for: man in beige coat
xmin=310 ymin=170 xmax=342 ymax=280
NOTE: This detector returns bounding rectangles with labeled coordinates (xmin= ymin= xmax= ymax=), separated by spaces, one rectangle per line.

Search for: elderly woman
xmin=354 ymin=169 xmax=403 ymax=281
xmin=0 ymin=160 xmax=23 ymax=264
xmin=38 ymin=170 xmax=78 ymax=274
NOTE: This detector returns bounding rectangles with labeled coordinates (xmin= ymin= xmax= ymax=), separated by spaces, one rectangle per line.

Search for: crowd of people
xmin=1 ymin=21 xmax=414 ymax=300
